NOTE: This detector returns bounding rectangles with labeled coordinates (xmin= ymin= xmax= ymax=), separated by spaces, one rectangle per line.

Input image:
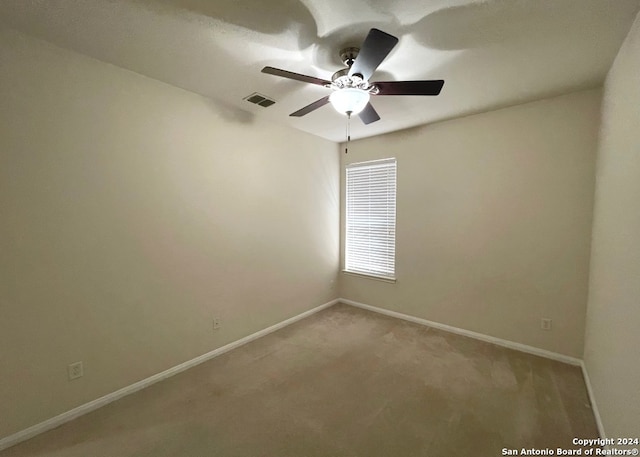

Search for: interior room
xmin=1 ymin=0 xmax=639 ymax=455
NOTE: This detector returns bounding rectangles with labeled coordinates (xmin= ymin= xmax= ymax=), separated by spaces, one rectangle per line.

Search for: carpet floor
xmin=1 ymin=304 xmax=598 ymax=456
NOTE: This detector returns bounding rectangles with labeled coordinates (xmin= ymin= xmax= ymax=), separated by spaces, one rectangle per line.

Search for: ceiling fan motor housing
xmin=330 ymin=71 xmax=375 ymax=92
xmin=332 ymin=48 xmax=376 ymax=93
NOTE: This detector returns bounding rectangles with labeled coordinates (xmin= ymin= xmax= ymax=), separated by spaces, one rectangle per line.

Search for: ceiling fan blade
xmin=349 ymin=29 xmax=399 ymax=81
xmin=262 ymin=66 xmax=330 ymax=87
xmin=358 ymin=102 xmax=381 ymax=125
xmin=374 ymin=80 xmax=445 ymax=96
xmin=290 ymin=95 xmax=331 ymax=117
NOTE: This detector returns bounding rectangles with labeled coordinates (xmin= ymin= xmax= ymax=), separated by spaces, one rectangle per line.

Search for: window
xmin=345 ymin=158 xmax=397 ymax=280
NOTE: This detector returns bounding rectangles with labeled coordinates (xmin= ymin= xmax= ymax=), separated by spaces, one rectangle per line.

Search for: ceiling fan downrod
xmin=339 ymin=47 xmax=360 ymax=68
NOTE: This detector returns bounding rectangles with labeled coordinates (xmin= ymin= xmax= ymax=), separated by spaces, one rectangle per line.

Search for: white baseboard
xmin=2 ymin=297 xmax=599 ymax=451
xmin=0 ymin=299 xmax=339 ymax=452
xmin=345 ymin=299 xmax=604 ymax=439
xmin=580 ymin=361 xmax=606 ymax=439
xmin=340 ymin=298 xmax=582 ymax=366
xmin=340 ymin=299 xmax=609 ymax=438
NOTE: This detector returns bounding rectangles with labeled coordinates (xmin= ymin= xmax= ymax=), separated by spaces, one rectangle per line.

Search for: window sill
xmin=342 ymin=270 xmax=397 ymax=283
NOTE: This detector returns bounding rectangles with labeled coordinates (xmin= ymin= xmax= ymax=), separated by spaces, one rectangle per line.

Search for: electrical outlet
xmin=213 ymin=317 xmax=221 ymax=330
xmin=68 ymin=361 xmax=83 ymax=380
xmin=541 ymin=318 xmax=552 ymax=331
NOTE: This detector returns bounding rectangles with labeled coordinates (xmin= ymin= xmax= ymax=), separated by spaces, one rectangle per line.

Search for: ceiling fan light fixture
xmin=329 ymin=88 xmax=370 ymax=115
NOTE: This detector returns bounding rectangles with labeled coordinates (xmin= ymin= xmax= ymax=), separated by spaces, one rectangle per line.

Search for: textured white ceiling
xmin=2 ymin=0 xmax=639 ymax=142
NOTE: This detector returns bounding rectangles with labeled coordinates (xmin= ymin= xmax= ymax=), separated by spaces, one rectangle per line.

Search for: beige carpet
xmin=1 ymin=304 xmax=598 ymax=457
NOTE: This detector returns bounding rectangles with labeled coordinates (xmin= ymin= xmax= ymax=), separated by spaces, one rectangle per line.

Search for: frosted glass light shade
xmin=329 ymin=88 xmax=370 ymax=115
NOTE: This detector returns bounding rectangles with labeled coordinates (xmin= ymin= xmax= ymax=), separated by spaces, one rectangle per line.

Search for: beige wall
xmin=340 ymin=89 xmax=601 ymax=358
xmin=584 ymin=12 xmax=640 ymax=437
xmin=0 ymin=27 xmax=339 ymax=438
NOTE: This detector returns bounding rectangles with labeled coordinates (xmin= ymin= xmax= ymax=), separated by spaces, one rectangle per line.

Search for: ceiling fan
xmin=261 ymin=28 xmax=444 ymax=125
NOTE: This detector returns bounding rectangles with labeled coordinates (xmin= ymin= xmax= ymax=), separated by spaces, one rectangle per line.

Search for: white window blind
xmin=345 ymin=158 xmax=396 ymax=279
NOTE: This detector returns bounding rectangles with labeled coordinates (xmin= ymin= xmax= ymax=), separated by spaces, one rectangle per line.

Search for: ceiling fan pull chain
xmin=345 ymin=112 xmax=351 ymax=154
